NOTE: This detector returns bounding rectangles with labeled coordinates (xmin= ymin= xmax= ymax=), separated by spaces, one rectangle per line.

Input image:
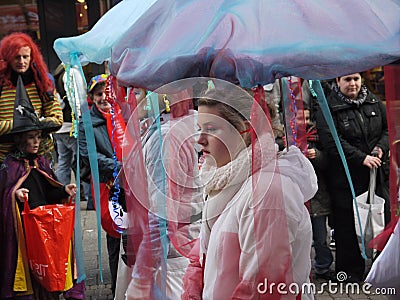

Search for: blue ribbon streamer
xmin=311 ymin=80 xmax=367 ymax=260
xmin=71 ymin=53 xmax=104 ymax=281
xmin=149 ymin=92 xmax=168 ymax=258
xmin=64 ymin=63 xmax=86 ymax=283
xmin=148 ymin=91 xmax=168 ymax=299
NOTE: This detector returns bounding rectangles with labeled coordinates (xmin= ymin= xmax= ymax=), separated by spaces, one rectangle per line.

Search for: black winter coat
xmin=79 ymin=105 xmax=120 ymax=183
xmin=308 ymin=139 xmax=331 ymax=217
xmin=316 ymin=89 xmax=389 ymax=208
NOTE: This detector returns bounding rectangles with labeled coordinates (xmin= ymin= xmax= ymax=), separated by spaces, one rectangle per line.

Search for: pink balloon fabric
xmin=109 ymin=0 xmax=400 ymax=90
xmin=122 ymin=78 xmax=317 ymax=299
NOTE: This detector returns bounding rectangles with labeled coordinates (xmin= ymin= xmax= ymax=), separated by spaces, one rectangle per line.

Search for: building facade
xmin=0 ymin=0 xmax=119 ymax=75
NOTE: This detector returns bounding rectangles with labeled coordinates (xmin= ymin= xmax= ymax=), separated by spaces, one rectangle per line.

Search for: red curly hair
xmin=0 ymin=32 xmax=54 ymax=100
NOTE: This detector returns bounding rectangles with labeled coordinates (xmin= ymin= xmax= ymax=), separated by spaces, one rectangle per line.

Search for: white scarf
xmin=200 ymin=147 xmax=251 ymax=252
xmin=200 ymin=146 xmax=251 ymax=195
xmin=199 ymin=135 xmax=277 ymax=254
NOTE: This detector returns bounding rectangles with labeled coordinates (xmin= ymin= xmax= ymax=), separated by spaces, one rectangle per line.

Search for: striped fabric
xmin=0 ymin=83 xmax=63 ymax=162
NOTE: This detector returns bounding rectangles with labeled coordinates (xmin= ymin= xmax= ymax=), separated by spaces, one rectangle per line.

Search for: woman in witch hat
xmin=0 ymin=78 xmax=82 ymax=299
xmin=0 ymin=32 xmax=63 ymax=164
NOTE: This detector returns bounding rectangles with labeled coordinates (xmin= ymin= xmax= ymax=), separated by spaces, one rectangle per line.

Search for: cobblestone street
xmin=72 ymin=202 xmax=113 ymax=299
xmin=77 ymin=202 xmax=392 ymax=300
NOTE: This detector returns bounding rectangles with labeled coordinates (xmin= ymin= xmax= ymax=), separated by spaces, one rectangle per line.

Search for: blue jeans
xmin=311 ymin=215 xmax=333 ymax=274
xmin=54 ymin=133 xmax=77 ymax=185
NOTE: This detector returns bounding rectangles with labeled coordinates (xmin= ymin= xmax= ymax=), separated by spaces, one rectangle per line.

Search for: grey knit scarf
xmin=334 ymin=84 xmax=368 ymax=107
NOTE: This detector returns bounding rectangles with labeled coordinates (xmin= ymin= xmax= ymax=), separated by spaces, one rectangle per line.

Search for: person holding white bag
xmin=316 ymin=72 xmax=390 ymax=283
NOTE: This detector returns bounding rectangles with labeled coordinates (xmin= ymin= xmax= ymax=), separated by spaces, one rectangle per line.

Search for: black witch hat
xmin=0 ymin=76 xmax=60 ymax=142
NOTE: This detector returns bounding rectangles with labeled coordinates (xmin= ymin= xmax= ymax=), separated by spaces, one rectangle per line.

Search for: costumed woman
xmin=79 ymin=74 xmax=127 ymax=297
xmin=0 ymin=32 xmax=63 ymax=164
xmin=123 ymin=90 xmax=202 ymax=300
xmin=182 ymin=82 xmax=317 ymax=299
xmin=0 ymin=77 xmax=79 ymax=299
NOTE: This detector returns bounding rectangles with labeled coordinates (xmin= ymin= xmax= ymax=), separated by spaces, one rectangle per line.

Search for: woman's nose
xmin=197 ymin=132 xmax=207 ymax=145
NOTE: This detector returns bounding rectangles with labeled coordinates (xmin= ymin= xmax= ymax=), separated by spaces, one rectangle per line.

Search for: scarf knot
xmin=200 ymin=147 xmax=251 ymax=195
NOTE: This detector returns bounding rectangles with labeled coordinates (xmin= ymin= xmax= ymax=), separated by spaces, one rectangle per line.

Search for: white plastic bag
xmin=354 ymin=168 xmax=385 ymax=257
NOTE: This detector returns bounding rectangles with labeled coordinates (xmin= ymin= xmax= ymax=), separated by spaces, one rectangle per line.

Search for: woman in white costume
xmin=182 ymin=83 xmax=317 ymax=300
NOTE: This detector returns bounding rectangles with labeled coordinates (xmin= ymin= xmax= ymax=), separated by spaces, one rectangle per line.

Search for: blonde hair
xmin=198 ymin=88 xmax=252 ymax=145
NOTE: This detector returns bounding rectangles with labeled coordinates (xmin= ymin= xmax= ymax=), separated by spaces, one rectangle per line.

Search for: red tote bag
xmin=21 ymin=198 xmax=75 ymax=291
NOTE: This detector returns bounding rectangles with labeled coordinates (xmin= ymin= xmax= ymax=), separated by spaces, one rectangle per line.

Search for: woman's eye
xmin=196 ymin=126 xmax=217 ymax=133
xmin=345 ymin=77 xmax=359 ymax=82
xmin=205 ymin=127 xmax=217 ymax=133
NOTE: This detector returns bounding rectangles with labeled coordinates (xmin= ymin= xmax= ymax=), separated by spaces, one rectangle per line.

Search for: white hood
xmin=277 ymin=146 xmax=318 ymax=203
